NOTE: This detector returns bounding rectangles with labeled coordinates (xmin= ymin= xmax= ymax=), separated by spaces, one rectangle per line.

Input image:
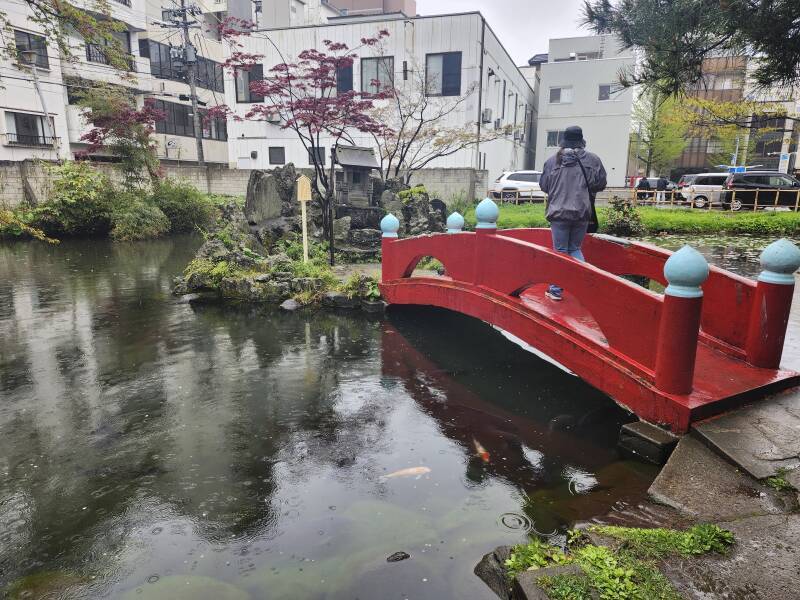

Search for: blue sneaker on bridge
xmin=545 ymin=285 xmax=563 ymax=301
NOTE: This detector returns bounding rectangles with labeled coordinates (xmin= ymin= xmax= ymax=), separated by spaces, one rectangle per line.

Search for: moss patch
xmin=505 ymin=524 xmax=734 ymax=600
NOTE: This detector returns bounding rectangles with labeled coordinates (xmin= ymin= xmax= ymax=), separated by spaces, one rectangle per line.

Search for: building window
xmin=142 ymin=40 xmax=224 ymax=93
xmin=14 ymin=30 xmax=49 ymax=69
xmin=4 ymin=111 xmax=54 ymax=146
xmin=308 ymin=146 xmax=326 ymax=165
xmin=549 ymin=86 xmax=572 ymax=104
xmin=336 ymin=64 xmax=353 ymax=93
xmin=235 ymin=64 xmax=264 ymax=103
xmin=269 ymin=147 xmax=286 ymax=165
xmin=151 ymin=100 xmax=226 ymax=141
xmin=705 ymin=139 xmax=722 ymax=154
xmin=425 ymin=52 xmax=461 ymax=96
xmin=86 ymin=30 xmax=134 ymax=70
xmin=546 ymin=130 xmax=565 ymax=147
xmin=361 ymin=57 xmax=393 ymax=94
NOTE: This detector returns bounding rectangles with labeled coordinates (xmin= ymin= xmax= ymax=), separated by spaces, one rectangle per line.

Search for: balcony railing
xmin=4 ymin=133 xmax=58 ymax=147
xmin=111 ymin=0 xmax=132 ymax=6
xmin=86 ymin=45 xmax=137 ymax=72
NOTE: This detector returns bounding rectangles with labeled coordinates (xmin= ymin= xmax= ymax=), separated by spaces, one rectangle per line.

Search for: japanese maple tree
xmin=77 ymin=85 xmax=164 ymax=187
xmin=216 ymin=22 xmax=392 ymax=258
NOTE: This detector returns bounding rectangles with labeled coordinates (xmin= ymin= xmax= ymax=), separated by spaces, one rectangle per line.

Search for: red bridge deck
xmin=379 ymin=225 xmax=800 ymax=433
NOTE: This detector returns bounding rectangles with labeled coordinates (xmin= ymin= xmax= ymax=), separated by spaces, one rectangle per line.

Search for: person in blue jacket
xmin=539 ymin=126 xmax=607 ymax=301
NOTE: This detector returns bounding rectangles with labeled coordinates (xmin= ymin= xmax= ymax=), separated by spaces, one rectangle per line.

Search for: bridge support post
xmin=473 ymin=198 xmax=499 ymax=285
xmin=380 ymin=213 xmax=400 ymax=283
xmin=655 ymin=246 xmax=709 ymax=395
xmin=745 ymin=239 xmax=800 ymax=369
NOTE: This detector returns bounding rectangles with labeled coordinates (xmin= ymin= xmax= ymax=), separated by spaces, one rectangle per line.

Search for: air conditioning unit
xmin=481 ymin=108 xmax=493 ymax=124
xmin=266 ymin=112 xmax=280 ymax=124
xmin=494 ymin=118 xmax=502 ymax=129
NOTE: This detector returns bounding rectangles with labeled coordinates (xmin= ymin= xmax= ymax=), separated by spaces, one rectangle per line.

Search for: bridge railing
xmin=380 ymin=199 xmax=800 ymax=397
xmin=496 ymin=228 xmax=757 ymax=357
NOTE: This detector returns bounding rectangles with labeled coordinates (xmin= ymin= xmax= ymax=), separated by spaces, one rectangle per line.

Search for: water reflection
xmin=1 ymin=236 xmax=655 ymax=599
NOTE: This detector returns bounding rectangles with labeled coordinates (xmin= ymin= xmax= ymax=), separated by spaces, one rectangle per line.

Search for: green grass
xmin=588 ymin=524 xmax=734 ymax=558
xmin=463 ymin=204 xmax=800 ymax=236
xmin=764 ymin=467 xmax=797 ymax=492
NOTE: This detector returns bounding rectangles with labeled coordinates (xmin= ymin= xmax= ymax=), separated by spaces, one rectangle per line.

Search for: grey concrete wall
xmin=0 ymin=161 xmax=488 ymax=209
xmin=407 ymin=168 xmax=489 ymax=205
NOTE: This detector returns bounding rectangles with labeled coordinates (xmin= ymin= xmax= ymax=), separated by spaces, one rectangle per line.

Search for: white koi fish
xmin=382 ymin=466 xmax=431 ymax=480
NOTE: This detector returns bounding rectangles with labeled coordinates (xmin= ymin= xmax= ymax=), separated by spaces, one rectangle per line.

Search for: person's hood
xmin=560 ymin=147 xmax=586 ymax=166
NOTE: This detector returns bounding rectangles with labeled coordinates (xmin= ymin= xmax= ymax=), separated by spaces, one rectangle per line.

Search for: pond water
xmin=0 ymin=233 xmax=790 ymax=599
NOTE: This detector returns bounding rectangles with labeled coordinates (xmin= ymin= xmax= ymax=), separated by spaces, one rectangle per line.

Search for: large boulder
xmin=245 ymin=164 xmax=299 ymax=225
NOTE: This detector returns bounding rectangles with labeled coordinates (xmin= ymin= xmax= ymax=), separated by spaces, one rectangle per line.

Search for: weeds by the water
xmin=505 ymin=524 xmax=734 ymax=599
xmin=765 ymin=467 xmax=796 ymax=492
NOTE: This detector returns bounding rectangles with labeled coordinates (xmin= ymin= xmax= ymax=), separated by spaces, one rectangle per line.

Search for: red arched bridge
xmin=378 ymin=199 xmax=800 ymax=433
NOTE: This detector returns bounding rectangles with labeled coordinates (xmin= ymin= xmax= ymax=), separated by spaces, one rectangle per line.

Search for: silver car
xmin=682 ymin=173 xmax=729 ymax=208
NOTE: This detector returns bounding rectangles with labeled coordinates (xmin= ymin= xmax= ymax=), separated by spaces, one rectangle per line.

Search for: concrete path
xmin=648 ymin=436 xmax=800 ymax=599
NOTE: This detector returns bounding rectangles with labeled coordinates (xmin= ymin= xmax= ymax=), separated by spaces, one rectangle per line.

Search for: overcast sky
xmin=415 ymin=0 xmax=591 ymax=65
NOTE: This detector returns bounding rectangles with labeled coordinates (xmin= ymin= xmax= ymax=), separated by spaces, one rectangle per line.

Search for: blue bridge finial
xmin=447 ymin=211 xmax=465 ymax=233
xmin=475 ymin=197 xmax=499 ymax=230
xmin=380 ymin=213 xmax=400 ymax=238
xmin=663 ymin=245 xmax=709 ymax=298
xmin=758 ymin=238 xmax=800 ymax=285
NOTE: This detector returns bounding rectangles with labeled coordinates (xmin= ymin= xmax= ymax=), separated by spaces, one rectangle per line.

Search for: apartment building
xmin=224 ymin=11 xmax=535 ymax=180
xmin=329 ymin=0 xmax=416 ymax=16
xmin=670 ymin=55 xmax=799 ymax=176
xmin=0 ymin=0 xmax=234 ymax=164
xmin=533 ymin=35 xmax=635 ymax=187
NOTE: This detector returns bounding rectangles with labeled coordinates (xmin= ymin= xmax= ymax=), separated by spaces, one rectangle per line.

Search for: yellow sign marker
xmin=297 ymin=175 xmax=312 ymax=262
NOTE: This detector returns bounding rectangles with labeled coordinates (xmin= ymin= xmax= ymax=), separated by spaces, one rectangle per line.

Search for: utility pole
xmin=178 ymin=0 xmax=205 ymax=165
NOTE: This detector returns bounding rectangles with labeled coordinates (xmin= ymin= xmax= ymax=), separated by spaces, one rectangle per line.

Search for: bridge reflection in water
xmin=382 ymin=308 xmax=656 ymax=535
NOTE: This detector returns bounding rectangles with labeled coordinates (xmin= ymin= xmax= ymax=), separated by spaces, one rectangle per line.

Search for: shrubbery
xmin=151 ymin=179 xmax=217 ymax=233
xmin=111 ymin=198 xmax=171 ymax=241
xmin=0 ymin=164 xmax=225 ymax=242
xmin=33 ymin=162 xmax=114 ymax=236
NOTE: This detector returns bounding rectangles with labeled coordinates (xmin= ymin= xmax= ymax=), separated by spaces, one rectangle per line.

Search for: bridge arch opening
xmin=402 ymin=255 xmax=449 ymax=278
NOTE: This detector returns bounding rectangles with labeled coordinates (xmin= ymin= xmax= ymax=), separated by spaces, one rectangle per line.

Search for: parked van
xmin=682 ymin=173 xmax=729 ymax=208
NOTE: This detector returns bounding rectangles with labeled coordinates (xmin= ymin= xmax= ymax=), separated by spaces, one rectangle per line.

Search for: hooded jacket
xmin=539 ymin=148 xmax=607 ymax=222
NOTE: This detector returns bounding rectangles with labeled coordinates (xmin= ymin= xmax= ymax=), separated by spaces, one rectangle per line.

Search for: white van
xmin=682 ymin=173 xmax=729 ymax=208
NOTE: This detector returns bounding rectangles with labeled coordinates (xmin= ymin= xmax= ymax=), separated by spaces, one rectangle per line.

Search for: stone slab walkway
xmin=692 ymin=388 xmax=800 ymax=483
xmin=648 ymin=436 xmax=800 ymax=599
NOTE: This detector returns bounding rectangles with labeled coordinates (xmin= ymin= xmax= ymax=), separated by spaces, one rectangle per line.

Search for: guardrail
xmin=85 ymin=45 xmax=137 ymax=72
xmin=3 ymin=133 xmax=58 ymax=147
xmin=628 ymin=187 xmax=800 ymax=212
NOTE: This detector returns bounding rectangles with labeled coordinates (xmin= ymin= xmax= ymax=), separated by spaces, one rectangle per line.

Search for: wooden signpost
xmin=297 ymin=174 xmax=312 ymax=263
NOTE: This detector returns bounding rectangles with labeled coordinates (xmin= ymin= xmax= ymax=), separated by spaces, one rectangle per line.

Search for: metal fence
xmin=627 ymin=188 xmax=800 ymax=212
xmin=490 ymin=191 xmax=546 ymax=205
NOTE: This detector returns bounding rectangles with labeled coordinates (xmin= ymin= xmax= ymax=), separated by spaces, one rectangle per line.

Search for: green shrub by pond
xmin=463 ymin=203 xmax=800 ymax=236
xmin=0 ymin=163 xmax=234 ymax=242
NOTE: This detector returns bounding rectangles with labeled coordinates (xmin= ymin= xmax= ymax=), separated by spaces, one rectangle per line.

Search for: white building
xmin=533 ymin=35 xmax=635 ymax=187
xmin=223 ymin=11 xmax=535 ymax=181
xmin=0 ymin=0 xmax=233 ymax=165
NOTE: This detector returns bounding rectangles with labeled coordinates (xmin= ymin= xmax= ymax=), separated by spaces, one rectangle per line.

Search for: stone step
xmin=691 ymin=386 xmax=800 ymax=484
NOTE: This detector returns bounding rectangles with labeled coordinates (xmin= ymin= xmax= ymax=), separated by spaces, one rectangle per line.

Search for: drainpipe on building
xmin=475 ymin=16 xmax=486 ymax=171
